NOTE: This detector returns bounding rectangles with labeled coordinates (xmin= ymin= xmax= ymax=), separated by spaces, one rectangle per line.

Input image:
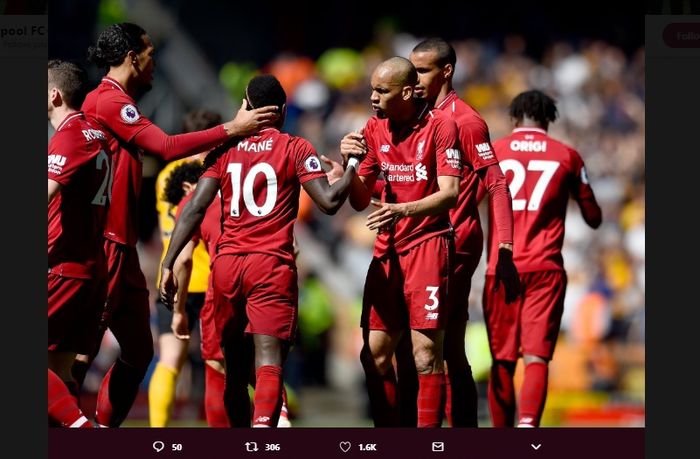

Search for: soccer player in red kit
xmin=161 ymin=161 xmax=229 ymax=427
xmin=160 ymin=74 xmax=362 ymax=427
xmin=408 ymin=37 xmax=520 ymax=427
xmin=340 ymin=57 xmax=461 ymax=427
xmin=482 ymin=90 xmax=602 ymax=427
xmin=165 ymin=163 xmax=292 ymax=427
xmin=74 ymin=22 xmax=280 ymax=427
xmin=48 ymin=60 xmax=112 ymax=428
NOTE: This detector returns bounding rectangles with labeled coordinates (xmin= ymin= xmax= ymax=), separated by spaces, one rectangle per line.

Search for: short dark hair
xmin=162 ymin=161 xmax=205 ymax=206
xmin=48 ymin=60 xmax=88 ymax=109
xmin=87 ymin=22 xmax=148 ymax=68
xmin=182 ymin=109 xmax=222 ymax=133
xmin=412 ymin=37 xmax=456 ymax=68
xmin=245 ymin=74 xmax=286 ymax=111
xmin=509 ymin=90 xmax=558 ymax=126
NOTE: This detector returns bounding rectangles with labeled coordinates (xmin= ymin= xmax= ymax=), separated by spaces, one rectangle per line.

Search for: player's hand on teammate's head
xmin=159 ymin=268 xmax=179 ymax=311
xmin=224 ymin=99 xmax=280 ymax=137
xmin=494 ymin=247 xmax=522 ymax=304
xmin=320 ymin=155 xmax=344 ymax=185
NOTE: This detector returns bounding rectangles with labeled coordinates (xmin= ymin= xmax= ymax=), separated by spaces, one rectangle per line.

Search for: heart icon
xmin=339 ymin=441 xmax=351 ymax=453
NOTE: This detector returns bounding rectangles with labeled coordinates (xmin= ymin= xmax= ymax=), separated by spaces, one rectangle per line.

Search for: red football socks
xmin=205 ymin=364 xmax=229 ymax=427
xmin=488 ymin=361 xmax=516 ymax=427
xmin=95 ymin=359 xmax=146 ymax=427
xmin=252 ymin=365 xmax=283 ymax=427
xmin=417 ymin=373 xmax=445 ymax=428
xmin=444 ymin=372 xmax=452 ymax=424
xmin=518 ymin=361 xmax=549 ymax=427
xmin=48 ymin=369 xmax=93 ymax=428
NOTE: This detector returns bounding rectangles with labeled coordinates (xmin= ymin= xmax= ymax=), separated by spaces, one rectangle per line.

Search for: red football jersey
xmin=486 ymin=128 xmax=599 ymax=273
xmin=202 ymin=128 xmax=326 ymax=264
xmin=82 ymin=77 xmax=153 ymax=246
xmin=48 ymin=112 xmax=112 ymax=279
xmin=436 ymin=90 xmax=499 ymax=256
xmin=358 ymin=107 xmax=462 ymax=257
xmin=175 ymin=191 xmax=222 ymax=260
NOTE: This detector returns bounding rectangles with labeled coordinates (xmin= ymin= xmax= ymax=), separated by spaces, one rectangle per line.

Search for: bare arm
xmin=172 ymin=240 xmax=195 ymax=314
xmin=162 ymin=178 xmax=218 ymax=270
xmin=366 ymin=175 xmax=460 ymax=231
xmin=160 ymin=177 xmax=218 ymax=308
xmin=320 ymin=153 xmax=376 ymax=211
xmin=302 ymin=167 xmax=358 ymax=215
xmin=320 ymin=155 xmax=344 ymax=185
xmin=170 ymin=240 xmax=195 ymax=339
xmin=48 ymin=179 xmax=61 ymax=204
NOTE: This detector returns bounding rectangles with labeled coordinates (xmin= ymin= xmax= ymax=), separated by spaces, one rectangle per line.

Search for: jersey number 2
xmin=226 ymin=163 xmax=278 ymax=217
xmin=91 ymin=150 xmax=112 ymax=206
xmin=499 ymin=159 xmax=559 ymax=211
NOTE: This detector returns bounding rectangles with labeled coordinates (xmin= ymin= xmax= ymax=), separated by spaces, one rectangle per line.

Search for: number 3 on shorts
xmin=424 ymin=286 xmax=439 ymax=311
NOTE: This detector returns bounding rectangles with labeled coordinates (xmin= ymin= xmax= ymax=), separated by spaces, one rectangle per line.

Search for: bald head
xmin=369 ymin=56 xmax=421 ymax=121
xmin=373 ymin=57 xmax=418 ymax=87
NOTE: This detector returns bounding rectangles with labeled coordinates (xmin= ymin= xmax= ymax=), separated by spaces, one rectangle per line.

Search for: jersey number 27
xmin=499 ymin=159 xmax=559 ymax=211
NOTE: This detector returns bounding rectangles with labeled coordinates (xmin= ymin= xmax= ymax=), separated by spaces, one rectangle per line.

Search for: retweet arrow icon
xmin=531 ymin=444 xmax=541 ymax=450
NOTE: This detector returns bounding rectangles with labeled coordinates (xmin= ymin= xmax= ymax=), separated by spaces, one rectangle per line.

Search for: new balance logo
xmin=380 ymin=144 xmax=390 ymax=152
xmin=415 ymin=163 xmax=428 ymax=181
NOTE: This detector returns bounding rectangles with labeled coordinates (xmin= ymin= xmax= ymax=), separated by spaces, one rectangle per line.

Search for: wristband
xmin=347 ymin=157 xmax=360 ymax=171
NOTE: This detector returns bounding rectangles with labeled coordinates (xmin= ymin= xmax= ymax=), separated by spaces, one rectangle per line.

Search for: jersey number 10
xmin=226 ymin=162 xmax=278 ymax=217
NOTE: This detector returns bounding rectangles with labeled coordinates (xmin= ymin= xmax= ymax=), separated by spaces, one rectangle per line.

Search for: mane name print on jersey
xmin=237 ymin=138 xmax=273 ymax=153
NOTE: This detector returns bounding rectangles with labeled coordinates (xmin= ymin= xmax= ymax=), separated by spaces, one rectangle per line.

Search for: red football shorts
xmin=448 ymin=252 xmax=481 ymax=323
xmin=482 ymin=270 xmax=567 ymax=361
xmin=48 ymin=273 xmax=106 ymax=354
xmin=212 ymin=253 xmax=298 ymax=343
xmin=362 ymin=235 xmax=452 ymax=331
xmin=200 ymin=286 xmax=223 ymax=360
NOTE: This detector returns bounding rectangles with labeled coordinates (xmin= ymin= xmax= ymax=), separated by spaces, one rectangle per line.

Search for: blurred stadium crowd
xmin=52 ymin=0 xmax=644 ymax=426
